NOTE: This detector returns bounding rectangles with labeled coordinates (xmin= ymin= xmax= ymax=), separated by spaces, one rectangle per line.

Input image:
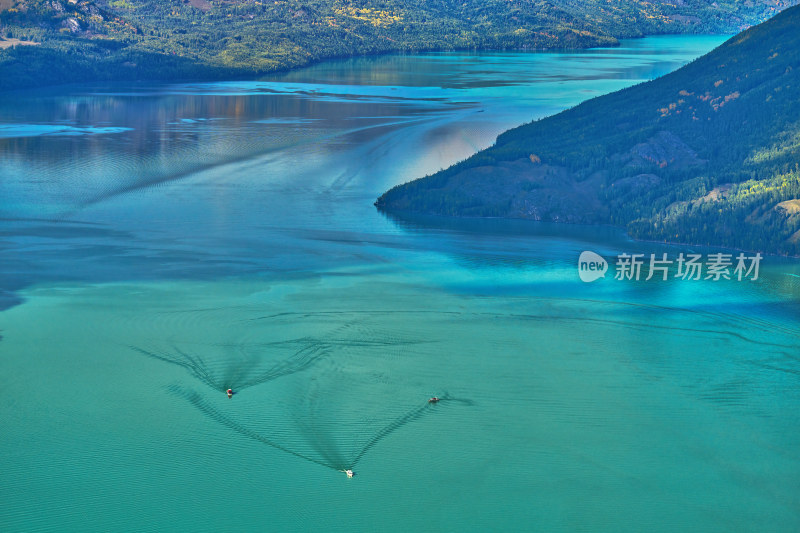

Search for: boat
xmin=428 ymin=396 xmax=440 ymax=403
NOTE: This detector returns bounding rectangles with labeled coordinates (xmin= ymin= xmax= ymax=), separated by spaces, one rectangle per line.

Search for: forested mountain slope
xmin=377 ymin=5 xmax=800 ymax=255
xmin=0 ymin=0 xmax=796 ymax=90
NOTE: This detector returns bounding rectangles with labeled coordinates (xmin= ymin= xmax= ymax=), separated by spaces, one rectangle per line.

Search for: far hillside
xmin=0 ymin=0 xmax=797 ymax=90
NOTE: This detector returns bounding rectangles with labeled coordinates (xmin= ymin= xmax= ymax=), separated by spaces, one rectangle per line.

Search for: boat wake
xmin=129 ymin=341 xmax=331 ymax=394
xmin=171 ymin=384 xmax=472 ymax=474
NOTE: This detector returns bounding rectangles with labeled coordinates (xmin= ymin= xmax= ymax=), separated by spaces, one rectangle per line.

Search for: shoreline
xmin=4 ymin=31 xmax=744 ymax=95
xmin=376 ymin=209 xmax=800 ymax=259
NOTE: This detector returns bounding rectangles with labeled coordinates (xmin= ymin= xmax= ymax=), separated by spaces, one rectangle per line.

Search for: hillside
xmin=0 ymin=0 xmax=796 ymax=90
xmin=376 ymin=4 xmax=800 ymax=256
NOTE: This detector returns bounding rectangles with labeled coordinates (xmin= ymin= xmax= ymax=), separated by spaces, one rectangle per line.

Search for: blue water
xmin=2 ymin=35 xmax=800 ymax=532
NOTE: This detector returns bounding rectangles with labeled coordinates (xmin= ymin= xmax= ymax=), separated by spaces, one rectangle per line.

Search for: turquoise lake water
xmin=2 ymin=35 xmax=800 ymax=532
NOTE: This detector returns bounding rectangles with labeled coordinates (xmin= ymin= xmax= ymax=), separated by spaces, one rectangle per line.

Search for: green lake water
xmin=2 ymin=35 xmax=800 ymax=532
